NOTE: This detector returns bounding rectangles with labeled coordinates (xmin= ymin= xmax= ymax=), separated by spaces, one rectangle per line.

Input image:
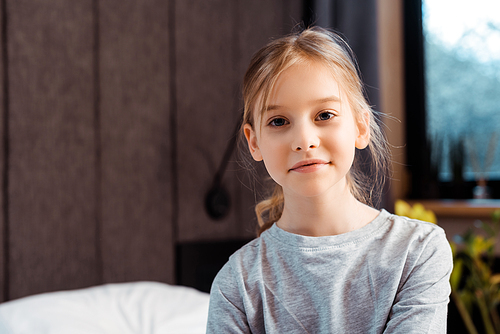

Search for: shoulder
xmin=382 ymin=214 xmax=453 ymax=332
xmin=381 ymin=211 xmax=453 ymax=279
xmin=212 ymin=237 xmax=263 ymax=287
xmin=384 ymin=210 xmax=444 ymax=233
xmin=207 ymin=240 xmax=263 ymax=333
xmin=230 ymin=237 xmax=262 ymax=259
xmin=208 ymin=236 xmax=265 ymax=321
xmin=373 ymin=211 xmax=452 ymax=274
xmin=381 ymin=211 xmax=448 ymax=247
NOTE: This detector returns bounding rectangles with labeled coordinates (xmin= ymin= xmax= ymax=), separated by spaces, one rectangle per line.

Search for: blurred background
xmin=0 ymin=0 xmax=498 ymax=323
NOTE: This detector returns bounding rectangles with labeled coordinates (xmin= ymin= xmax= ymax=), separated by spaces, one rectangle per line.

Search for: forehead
xmin=268 ymin=60 xmax=341 ymax=109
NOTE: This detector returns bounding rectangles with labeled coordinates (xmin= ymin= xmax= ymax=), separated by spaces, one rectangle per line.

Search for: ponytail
xmin=255 ymin=184 xmax=284 ymax=236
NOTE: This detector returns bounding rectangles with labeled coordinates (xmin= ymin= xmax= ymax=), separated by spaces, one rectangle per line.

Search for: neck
xmin=277 ymin=185 xmax=379 ymax=237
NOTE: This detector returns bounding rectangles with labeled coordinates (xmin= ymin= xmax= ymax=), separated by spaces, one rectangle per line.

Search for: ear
xmin=243 ymin=123 xmax=263 ymax=161
xmin=355 ymin=110 xmax=371 ymax=149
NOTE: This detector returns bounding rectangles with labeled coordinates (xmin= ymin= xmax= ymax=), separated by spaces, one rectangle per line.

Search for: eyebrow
xmin=266 ymin=95 xmax=341 ymax=111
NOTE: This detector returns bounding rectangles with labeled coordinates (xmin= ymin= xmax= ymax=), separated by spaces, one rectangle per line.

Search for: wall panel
xmin=0 ymin=0 xmax=303 ymax=299
xmin=99 ymin=0 xmax=174 ymax=283
xmin=176 ymin=0 xmax=303 ymax=242
xmin=0 ymin=0 xmax=5 ymax=303
xmin=7 ymin=0 xmax=98 ymax=299
xmin=175 ymin=0 xmax=244 ymax=242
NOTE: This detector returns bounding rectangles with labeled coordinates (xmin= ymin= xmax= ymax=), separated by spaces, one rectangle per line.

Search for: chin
xmin=289 ymin=184 xmax=337 ymax=199
xmin=288 ymin=177 xmax=350 ymax=198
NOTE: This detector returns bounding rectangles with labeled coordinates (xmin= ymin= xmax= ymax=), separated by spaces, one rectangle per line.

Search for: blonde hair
xmin=242 ymin=27 xmax=390 ymax=236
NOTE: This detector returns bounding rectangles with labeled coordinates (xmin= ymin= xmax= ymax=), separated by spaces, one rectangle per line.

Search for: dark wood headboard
xmin=0 ymin=0 xmax=302 ymax=302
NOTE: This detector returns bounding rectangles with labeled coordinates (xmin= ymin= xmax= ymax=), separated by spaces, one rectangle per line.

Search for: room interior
xmin=0 ymin=0 xmax=498 ymax=332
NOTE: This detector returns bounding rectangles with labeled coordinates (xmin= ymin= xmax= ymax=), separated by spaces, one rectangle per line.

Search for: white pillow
xmin=0 ymin=281 xmax=210 ymax=334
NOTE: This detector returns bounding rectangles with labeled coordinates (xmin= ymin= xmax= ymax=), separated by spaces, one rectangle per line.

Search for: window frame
xmin=403 ymin=0 xmax=500 ymax=199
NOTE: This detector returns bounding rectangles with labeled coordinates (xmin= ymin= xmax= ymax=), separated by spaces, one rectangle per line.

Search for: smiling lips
xmin=289 ymin=159 xmax=330 ymax=173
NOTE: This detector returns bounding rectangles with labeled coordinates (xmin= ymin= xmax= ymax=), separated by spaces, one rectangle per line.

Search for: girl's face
xmin=244 ymin=60 xmax=370 ymax=199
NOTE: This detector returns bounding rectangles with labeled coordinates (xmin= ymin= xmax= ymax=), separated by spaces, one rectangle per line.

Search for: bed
xmin=0 ymin=281 xmax=210 ymax=334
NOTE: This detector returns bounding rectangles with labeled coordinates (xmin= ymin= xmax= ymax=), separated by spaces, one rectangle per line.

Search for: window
xmin=404 ymin=0 xmax=500 ymax=199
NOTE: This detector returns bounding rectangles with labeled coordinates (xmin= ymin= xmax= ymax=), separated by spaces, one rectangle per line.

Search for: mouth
xmin=289 ymin=159 xmax=330 ymax=172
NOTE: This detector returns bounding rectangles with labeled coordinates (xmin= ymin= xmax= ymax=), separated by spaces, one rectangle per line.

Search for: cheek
xmin=325 ymin=131 xmax=357 ymax=164
xmin=259 ymin=136 xmax=288 ymax=181
xmin=329 ymin=125 xmax=356 ymax=147
xmin=261 ymin=157 xmax=286 ymax=187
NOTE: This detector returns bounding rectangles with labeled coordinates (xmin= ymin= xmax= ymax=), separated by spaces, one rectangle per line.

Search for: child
xmin=206 ymin=27 xmax=452 ymax=333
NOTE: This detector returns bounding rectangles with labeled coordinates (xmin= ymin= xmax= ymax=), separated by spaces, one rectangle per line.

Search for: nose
xmin=291 ymin=122 xmax=319 ymax=152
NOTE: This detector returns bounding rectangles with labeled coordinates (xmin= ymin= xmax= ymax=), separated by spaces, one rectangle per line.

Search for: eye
xmin=316 ymin=111 xmax=335 ymax=121
xmin=268 ymin=117 xmax=288 ymax=127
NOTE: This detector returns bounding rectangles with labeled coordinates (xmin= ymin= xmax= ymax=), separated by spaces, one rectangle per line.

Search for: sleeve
xmin=384 ymin=229 xmax=453 ymax=334
xmin=206 ymin=261 xmax=252 ymax=334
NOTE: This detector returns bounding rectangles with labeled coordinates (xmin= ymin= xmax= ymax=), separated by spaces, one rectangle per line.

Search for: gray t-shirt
xmin=207 ymin=210 xmax=453 ymax=333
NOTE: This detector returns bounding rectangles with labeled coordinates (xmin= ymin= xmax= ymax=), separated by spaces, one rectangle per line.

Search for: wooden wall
xmin=0 ymin=0 xmax=302 ymax=302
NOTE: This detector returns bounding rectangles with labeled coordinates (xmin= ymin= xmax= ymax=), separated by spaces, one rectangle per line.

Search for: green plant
xmin=394 ymin=200 xmax=437 ymax=224
xmin=450 ymin=209 xmax=500 ymax=334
